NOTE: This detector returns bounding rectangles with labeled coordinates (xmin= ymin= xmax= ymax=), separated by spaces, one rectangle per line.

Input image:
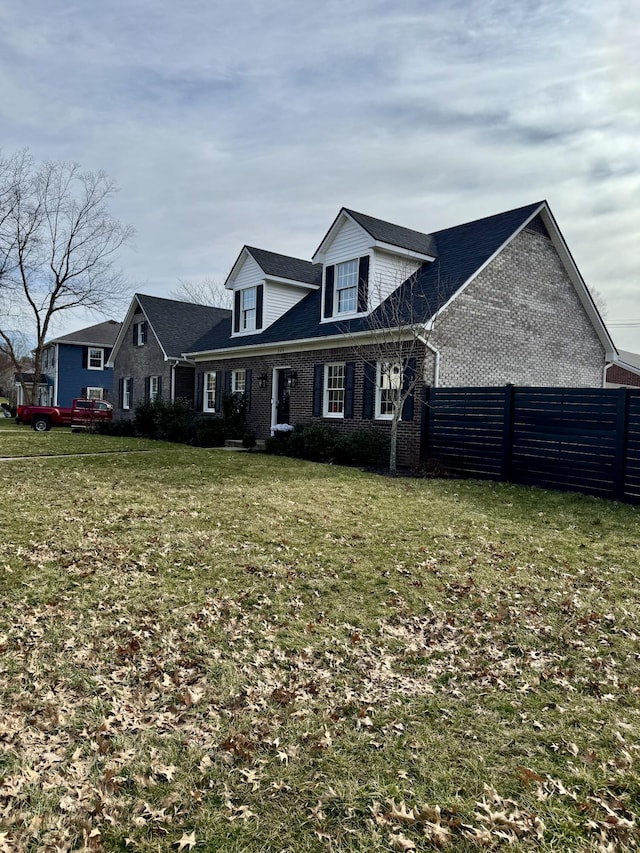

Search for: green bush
xmin=265 ymin=423 xmax=390 ymax=467
xmin=192 ymin=416 xmax=226 ymax=447
xmin=95 ymin=419 xmax=137 ymax=437
xmin=334 ymin=428 xmax=390 ymax=466
xmin=133 ymin=398 xmax=195 ymax=442
xmin=222 ymin=393 xmax=247 ymax=439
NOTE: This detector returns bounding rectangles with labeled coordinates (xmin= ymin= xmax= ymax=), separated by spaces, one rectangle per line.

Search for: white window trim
xmin=150 ymin=375 xmax=160 ymax=400
xmin=232 ymin=369 xmax=246 ymax=394
xmin=240 ymin=287 xmax=257 ymax=332
xmin=135 ymin=322 xmax=145 ymax=346
xmin=86 ymin=386 xmax=104 ymax=400
xmin=123 ymin=377 xmax=132 ymax=410
xmin=334 ymin=258 xmax=359 ymax=316
xmin=88 ymin=347 xmax=104 ymax=370
xmin=375 ymin=360 xmax=402 ymax=420
xmin=323 ymin=363 xmax=345 ymax=418
xmin=204 ymin=371 xmax=217 ymax=412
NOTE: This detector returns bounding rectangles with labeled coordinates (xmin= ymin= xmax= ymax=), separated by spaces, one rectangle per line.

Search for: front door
xmin=276 ymin=369 xmax=291 ymax=424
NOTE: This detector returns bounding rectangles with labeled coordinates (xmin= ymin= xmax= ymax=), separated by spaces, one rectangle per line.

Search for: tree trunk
xmin=389 ymin=412 xmax=399 ymax=474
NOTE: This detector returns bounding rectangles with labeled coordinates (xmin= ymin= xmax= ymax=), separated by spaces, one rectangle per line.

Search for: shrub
xmin=192 ymin=416 xmax=226 ymax=447
xmin=95 ymin=419 xmax=137 ymax=437
xmin=222 ymin=393 xmax=247 ymax=440
xmin=334 ymin=428 xmax=390 ymax=466
xmin=288 ymin=423 xmax=339 ymax=462
xmin=133 ymin=398 xmax=195 ymax=442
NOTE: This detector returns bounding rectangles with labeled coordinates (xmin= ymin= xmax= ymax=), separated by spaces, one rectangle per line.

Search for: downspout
xmin=416 ymin=330 xmax=440 ymax=387
xmin=170 ymin=361 xmax=176 ymax=401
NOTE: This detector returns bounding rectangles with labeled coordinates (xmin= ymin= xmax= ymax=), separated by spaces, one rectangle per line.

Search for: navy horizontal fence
xmin=422 ymin=386 xmax=640 ymax=503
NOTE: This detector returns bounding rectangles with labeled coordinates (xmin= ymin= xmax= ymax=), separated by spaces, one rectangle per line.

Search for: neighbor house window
xmin=232 ymin=369 xmax=246 ymax=394
xmin=240 ymin=288 xmax=257 ymax=331
xmin=86 ymin=387 xmax=104 ymax=400
xmin=150 ymin=375 xmax=160 ymax=400
xmin=123 ymin=377 xmax=132 ymax=410
xmin=376 ymin=361 xmax=402 ymax=419
xmin=134 ymin=321 xmax=146 ymax=346
xmin=324 ymin=363 xmax=345 ymax=417
xmin=204 ymin=371 xmax=217 ymax=412
xmin=88 ymin=348 xmax=104 ymax=370
xmin=335 ymin=259 xmax=358 ymax=314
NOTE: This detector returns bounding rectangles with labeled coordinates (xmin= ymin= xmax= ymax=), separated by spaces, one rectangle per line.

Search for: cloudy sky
xmin=1 ymin=0 xmax=638 ymax=348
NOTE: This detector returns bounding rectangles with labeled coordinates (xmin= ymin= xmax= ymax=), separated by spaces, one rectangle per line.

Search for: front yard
xmin=1 ymin=432 xmax=639 ymax=851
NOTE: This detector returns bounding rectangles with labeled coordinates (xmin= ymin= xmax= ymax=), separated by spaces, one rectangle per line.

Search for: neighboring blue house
xmin=36 ymin=320 xmax=122 ymax=407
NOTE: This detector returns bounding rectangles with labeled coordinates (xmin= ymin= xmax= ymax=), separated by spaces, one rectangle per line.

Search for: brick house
xmin=606 ymin=350 xmax=640 ymax=388
xmin=108 ymin=294 xmax=230 ymax=416
xmin=181 ymin=201 xmax=614 ymax=467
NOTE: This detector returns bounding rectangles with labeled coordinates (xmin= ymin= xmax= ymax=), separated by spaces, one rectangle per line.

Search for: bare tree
xmin=170 ymin=277 xmax=232 ymax=309
xmin=343 ymin=263 xmax=441 ymax=474
xmin=0 ymin=152 xmax=134 ymax=404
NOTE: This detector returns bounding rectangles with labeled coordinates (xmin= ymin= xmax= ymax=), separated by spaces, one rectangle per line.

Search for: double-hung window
xmin=232 ymin=369 xmax=246 ymax=395
xmin=149 ymin=375 xmax=160 ymax=401
xmin=335 ymin=260 xmax=358 ymax=314
xmin=123 ymin=377 xmax=132 ymax=410
xmin=88 ymin=348 xmax=104 ymax=370
xmin=324 ymin=363 xmax=345 ymax=417
xmin=376 ymin=360 xmax=402 ymax=419
xmin=86 ymin=387 xmax=104 ymax=400
xmin=241 ymin=288 xmax=257 ymax=331
xmin=204 ymin=371 xmax=217 ymax=412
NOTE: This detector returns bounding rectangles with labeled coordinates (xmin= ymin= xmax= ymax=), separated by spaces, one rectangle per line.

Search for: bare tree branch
xmin=0 ymin=152 xmax=134 ymax=404
xmin=170 ymin=277 xmax=233 ymax=309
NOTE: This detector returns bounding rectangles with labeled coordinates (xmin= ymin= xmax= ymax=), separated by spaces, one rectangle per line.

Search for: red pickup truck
xmin=16 ymin=398 xmax=113 ymax=432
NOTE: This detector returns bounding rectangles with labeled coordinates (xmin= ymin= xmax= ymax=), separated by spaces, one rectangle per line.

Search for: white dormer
xmin=225 ymin=246 xmax=320 ymax=337
xmin=313 ymin=208 xmax=437 ymax=322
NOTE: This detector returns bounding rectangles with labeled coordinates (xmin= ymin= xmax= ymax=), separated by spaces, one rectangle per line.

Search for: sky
xmin=1 ymin=0 xmax=638 ymax=350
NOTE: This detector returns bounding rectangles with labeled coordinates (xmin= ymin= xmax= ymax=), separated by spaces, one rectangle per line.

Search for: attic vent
xmin=525 ymin=214 xmax=551 ymax=239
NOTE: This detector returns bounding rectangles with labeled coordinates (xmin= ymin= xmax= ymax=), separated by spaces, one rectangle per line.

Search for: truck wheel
xmin=32 ymin=416 xmax=51 ymax=432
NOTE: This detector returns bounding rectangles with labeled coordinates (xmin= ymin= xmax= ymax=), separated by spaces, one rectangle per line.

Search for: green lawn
xmin=1 ymin=433 xmax=639 ymax=851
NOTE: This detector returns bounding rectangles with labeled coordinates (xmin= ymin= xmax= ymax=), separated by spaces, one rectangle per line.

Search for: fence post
xmin=501 ymin=384 xmax=515 ymax=482
xmin=613 ymin=387 xmax=630 ymax=501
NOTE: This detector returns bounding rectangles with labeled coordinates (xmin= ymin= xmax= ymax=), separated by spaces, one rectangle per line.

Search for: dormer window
xmin=323 ymin=256 xmax=369 ymax=320
xmin=241 ymin=287 xmax=257 ymax=331
xmin=336 ymin=260 xmax=358 ymax=313
xmin=233 ymin=284 xmax=264 ymax=334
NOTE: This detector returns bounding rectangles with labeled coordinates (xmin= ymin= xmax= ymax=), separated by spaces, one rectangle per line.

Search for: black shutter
xmin=119 ymin=377 xmax=124 ymax=407
xmin=81 ymin=386 xmax=87 ymax=398
xmin=196 ymin=373 xmax=204 ymax=410
xmin=344 ymin=362 xmax=355 ymax=419
xmin=82 ymin=347 xmax=88 ymax=369
xmin=324 ymin=266 xmax=335 ymax=319
xmin=224 ymin=370 xmax=232 ymax=393
xmin=362 ymin=362 xmax=375 ymax=419
xmin=401 ymin=357 xmax=416 ymax=422
xmin=312 ymin=364 xmax=323 ymax=417
xmin=245 ymin=368 xmax=252 ymax=412
xmin=358 ymin=256 xmax=370 ymax=313
xmin=144 ymin=376 xmax=150 ymax=400
xmin=133 ymin=323 xmax=137 ymax=345
xmin=234 ymin=291 xmax=241 ymax=333
xmin=255 ymin=286 xmax=263 ymax=330
xmin=157 ymin=376 xmax=162 ymax=399
xmin=141 ymin=322 xmax=147 ymax=344
xmin=129 ymin=379 xmax=133 ymax=407
xmin=215 ymin=371 xmax=223 ymax=412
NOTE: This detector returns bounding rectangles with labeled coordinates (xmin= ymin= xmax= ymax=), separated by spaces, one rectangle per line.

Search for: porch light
xmin=288 ymin=371 xmax=298 ymax=389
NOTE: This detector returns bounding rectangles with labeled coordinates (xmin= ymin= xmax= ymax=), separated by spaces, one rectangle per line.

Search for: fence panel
xmin=423 ymin=386 xmax=640 ymax=503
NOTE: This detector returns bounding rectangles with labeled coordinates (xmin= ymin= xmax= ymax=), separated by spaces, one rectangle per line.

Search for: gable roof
xmin=245 ymin=247 xmax=322 ymax=286
xmin=343 ymin=209 xmax=438 ymax=257
xmin=188 ymin=201 xmax=554 ymax=355
xmin=109 ymin=294 xmax=231 ymax=365
xmin=47 ymin=320 xmax=122 ymax=348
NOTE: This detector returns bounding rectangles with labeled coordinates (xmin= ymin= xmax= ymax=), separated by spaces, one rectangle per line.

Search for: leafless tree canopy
xmin=170 ymin=277 xmax=232 ymax=310
xmin=0 ymin=150 xmax=134 ymax=404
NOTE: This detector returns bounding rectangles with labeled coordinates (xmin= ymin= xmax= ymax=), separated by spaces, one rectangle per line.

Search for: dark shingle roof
xmin=136 ymin=294 xmax=230 ymax=359
xmin=190 ymin=201 xmax=544 ymax=354
xmin=50 ymin=320 xmax=122 ymax=347
xmin=344 ymin=209 xmax=438 ymax=256
xmin=246 ymin=247 xmax=322 ymax=286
